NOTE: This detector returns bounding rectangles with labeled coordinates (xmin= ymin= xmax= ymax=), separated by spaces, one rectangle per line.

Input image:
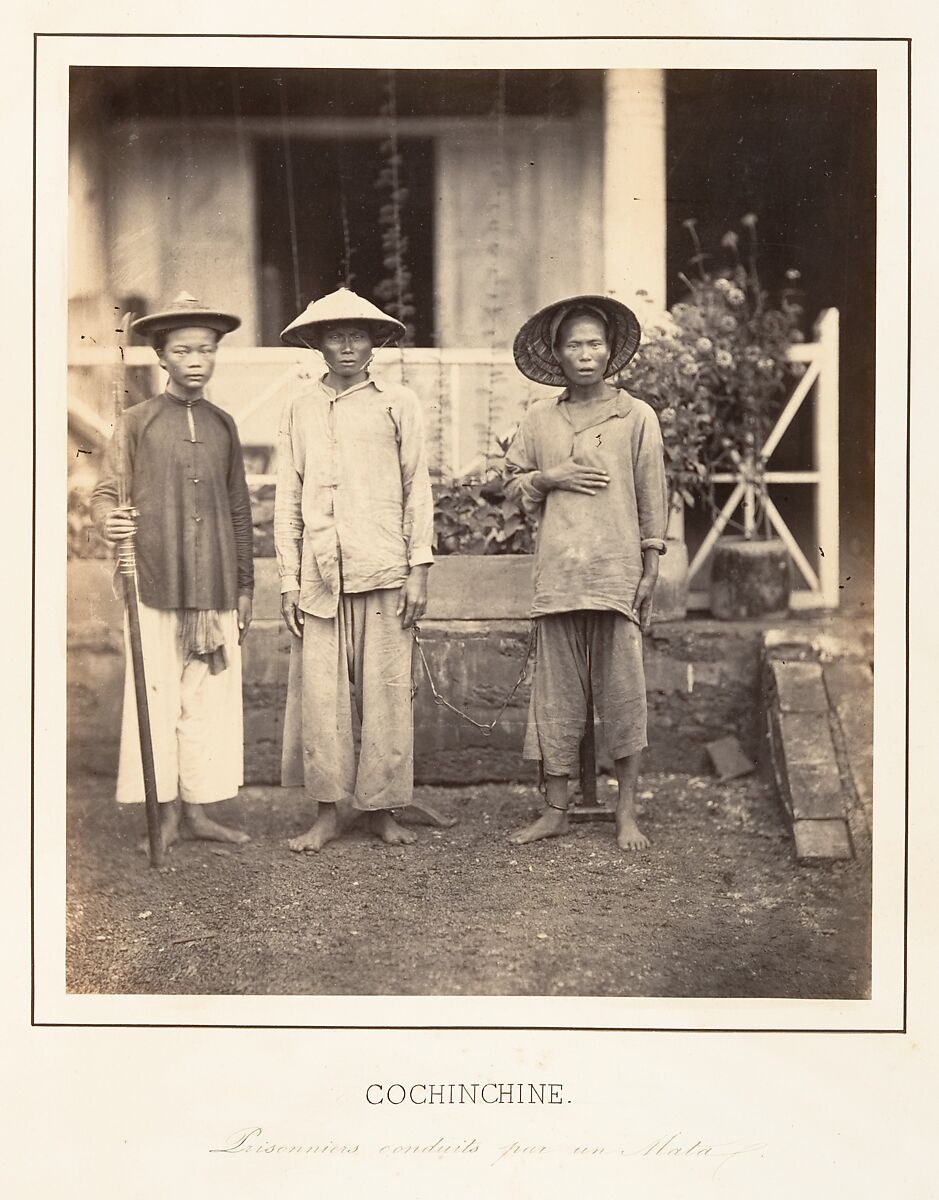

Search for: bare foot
xmin=508 ymin=808 xmax=569 ymax=845
xmin=288 ymin=806 xmax=341 ymax=853
xmin=370 ymin=810 xmax=417 ymax=846
xmin=137 ymin=802 xmax=180 ymax=856
xmin=183 ymin=805 xmax=251 ymax=845
xmin=614 ymin=753 xmax=647 ymax=850
xmin=616 ymin=816 xmax=650 ymax=851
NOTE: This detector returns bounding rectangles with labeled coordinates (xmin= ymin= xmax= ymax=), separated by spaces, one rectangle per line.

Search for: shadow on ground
xmin=66 ymin=772 xmax=870 ymax=999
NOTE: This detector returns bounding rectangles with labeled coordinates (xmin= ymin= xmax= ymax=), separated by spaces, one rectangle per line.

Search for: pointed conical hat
xmin=131 ymin=292 xmax=241 ymax=340
xmin=512 ymin=294 xmax=641 ymax=387
xmin=280 ymin=287 xmax=406 ymax=348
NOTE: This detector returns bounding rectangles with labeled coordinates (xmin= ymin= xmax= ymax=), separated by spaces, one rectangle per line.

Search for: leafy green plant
xmin=433 ymin=474 xmax=537 ymax=556
xmin=617 ymin=214 xmax=804 ymax=522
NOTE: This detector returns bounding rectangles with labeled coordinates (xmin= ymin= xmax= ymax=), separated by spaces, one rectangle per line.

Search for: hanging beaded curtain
xmin=435 ymin=352 xmax=450 ymax=481
xmin=276 ymin=76 xmax=304 ymax=318
xmin=339 ymin=188 xmax=355 ymax=291
xmin=334 ymin=77 xmax=356 ymax=291
xmin=376 ymin=69 xmax=413 ymax=392
xmin=374 ymin=69 xmax=449 ymax=479
xmin=480 ymin=69 xmax=508 ymax=482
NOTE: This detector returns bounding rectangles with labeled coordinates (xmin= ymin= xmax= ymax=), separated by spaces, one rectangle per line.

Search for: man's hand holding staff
xmin=109 ymin=313 xmax=165 ymax=868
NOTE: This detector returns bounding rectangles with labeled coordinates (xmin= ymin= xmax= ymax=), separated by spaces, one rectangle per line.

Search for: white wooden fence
xmin=67 ymin=344 xmax=548 ymax=481
xmin=685 ymin=308 xmax=840 ymax=610
xmin=68 ymin=308 xmax=839 ymax=608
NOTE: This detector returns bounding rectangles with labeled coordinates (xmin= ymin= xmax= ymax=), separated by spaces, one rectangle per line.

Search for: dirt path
xmin=66 ymin=772 xmax=870 ymax=999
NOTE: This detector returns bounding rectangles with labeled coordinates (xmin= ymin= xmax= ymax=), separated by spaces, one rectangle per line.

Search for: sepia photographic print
xmin=43 ymin=36 xmax=908 ymax=1026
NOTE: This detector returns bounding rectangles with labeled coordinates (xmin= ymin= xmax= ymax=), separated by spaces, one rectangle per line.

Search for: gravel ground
xmin=66 ymin=771 xmax=870 ymax=998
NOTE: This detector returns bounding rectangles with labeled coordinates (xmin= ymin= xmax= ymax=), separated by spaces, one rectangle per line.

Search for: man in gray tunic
xmin=505 ymin=295 xmax=668 ymax=850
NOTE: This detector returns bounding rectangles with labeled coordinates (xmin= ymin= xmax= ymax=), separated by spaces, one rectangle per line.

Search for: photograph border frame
xmin=36 ymin=30 xmax=911 ymax=1035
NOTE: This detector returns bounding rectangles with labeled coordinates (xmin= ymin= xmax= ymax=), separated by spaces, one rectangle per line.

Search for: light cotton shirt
xmin=274 ymin=372 xmax=434 ymax=617
xmin=504 ymin=389 xmax=668 ymax=622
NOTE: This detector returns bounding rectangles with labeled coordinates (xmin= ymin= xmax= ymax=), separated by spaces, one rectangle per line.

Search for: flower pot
xmin=708 ymin=535 xmax=790 ymax=619
xmin=652 ymin=538 xmax=689 ymax=622
xmin=425 ymin=554 xmax=534 ymax=620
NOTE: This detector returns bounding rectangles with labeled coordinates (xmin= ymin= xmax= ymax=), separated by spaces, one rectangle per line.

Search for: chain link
xmin=411 ymin=622 xmax=536 ymax=736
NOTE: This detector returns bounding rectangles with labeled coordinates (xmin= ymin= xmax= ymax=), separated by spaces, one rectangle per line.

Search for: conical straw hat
xmin=512 ymin=294 xmax=641 ymax=387
xmin=280 ymin=287 xmax=406 ymax=348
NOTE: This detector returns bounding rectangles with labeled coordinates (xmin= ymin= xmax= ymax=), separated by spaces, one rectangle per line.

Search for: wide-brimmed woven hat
xmin=512 ymin=294 xmax=641 ymax=387
xmin=131 ymin=292 xmax=241 ymax=340
xmin=280 ymin=287 xmax=406 ymax=349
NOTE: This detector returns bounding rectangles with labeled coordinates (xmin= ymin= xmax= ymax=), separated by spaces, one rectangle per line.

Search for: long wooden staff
xmin=113 ymin=313 xmax=164 ymax=868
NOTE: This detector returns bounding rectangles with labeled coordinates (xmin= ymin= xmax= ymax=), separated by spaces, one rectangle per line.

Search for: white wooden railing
xmin=684 ymin=308 xmax=839 ymax=610
xmin=68 ymin=309 xmax=839 ymax=608
xmin=67 ymin=344 xmax=544 ymax=483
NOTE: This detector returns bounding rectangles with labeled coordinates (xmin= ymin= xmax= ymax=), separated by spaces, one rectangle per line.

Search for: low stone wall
xmin=761 ymin=626 xmax=873 ymax=861
xmin=67 ymin=555 xmax=765 ymax=785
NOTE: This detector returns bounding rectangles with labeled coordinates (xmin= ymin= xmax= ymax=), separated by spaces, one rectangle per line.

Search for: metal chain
xmin=411 ymin=621 xmax=536 ymax=737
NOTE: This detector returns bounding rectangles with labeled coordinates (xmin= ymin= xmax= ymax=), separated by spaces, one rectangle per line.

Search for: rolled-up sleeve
xmin=633 ymin=405 xmax=669 ymax=554
xmin=398 ymin=389 xmax=434 ymax=568
xmin=504 ymin=415 xmax=548 ymax=516
xmin=273 ymin=399 xmax=304 ymax=593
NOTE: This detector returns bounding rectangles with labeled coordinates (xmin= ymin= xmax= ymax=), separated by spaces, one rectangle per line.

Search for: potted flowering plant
xmin=617 ymin=213 xmax=804 ymax=618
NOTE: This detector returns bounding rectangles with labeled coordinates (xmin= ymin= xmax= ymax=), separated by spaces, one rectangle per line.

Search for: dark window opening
xmin=256 ymin=136 xmax=436 ymax=346
xmin=665 ymin=69 xmax=877 ymax=579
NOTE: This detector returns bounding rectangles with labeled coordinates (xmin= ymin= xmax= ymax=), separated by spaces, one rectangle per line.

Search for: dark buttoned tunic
xmin=91 ymin=392 xmax=254 ymax=611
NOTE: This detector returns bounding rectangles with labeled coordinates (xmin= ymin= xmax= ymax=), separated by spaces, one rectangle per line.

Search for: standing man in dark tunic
xmin=505 ymin=295 xmax=668 ymax=851
xmin=91 ymin=293 xmax=255 ymax=855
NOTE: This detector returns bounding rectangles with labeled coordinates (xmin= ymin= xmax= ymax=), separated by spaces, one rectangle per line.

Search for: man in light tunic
xmin=505 ymin=294 xmax=668 ymax=850
xmin=275 ymin=289 xmax=434 ymax=851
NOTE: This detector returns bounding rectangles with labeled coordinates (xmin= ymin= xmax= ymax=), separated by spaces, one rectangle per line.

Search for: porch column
xmin=603 ymin=69 xmax=667 ymax=313
xmin=68 ymin=83 xmax=111 ymax=350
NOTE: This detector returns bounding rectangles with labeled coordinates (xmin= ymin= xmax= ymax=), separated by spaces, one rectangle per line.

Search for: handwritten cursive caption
xmin=210 ymin=1127 xmax=765 ymax=1176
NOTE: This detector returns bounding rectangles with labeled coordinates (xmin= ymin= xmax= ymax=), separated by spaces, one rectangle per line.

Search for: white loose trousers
xmin=116 ymin=603 xmax=243 ymax=806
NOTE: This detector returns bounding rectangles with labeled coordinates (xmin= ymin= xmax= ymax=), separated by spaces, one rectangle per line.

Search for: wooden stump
xmin=709 ymin=536 xmax=790 ymax=619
